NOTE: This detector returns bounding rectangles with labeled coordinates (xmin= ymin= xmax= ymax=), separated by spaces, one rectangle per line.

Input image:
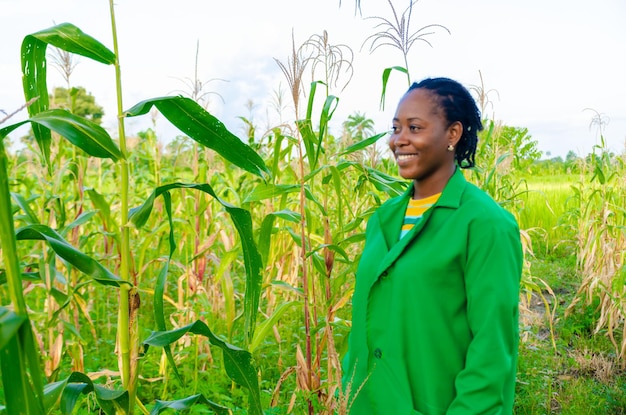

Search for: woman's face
xmin=389 ymin=88 xmax=461 ymax=189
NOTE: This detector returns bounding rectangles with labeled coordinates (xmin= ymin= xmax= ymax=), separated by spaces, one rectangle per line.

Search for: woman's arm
xmin=447 ymin=211 xmax=523 ymax=414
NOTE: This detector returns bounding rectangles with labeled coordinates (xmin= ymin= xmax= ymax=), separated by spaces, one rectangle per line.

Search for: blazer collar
xmin=376 ymin=167 xmax=468 ymax=253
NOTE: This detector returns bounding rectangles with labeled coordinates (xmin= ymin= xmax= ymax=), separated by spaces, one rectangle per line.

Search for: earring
xmin=447 ymin=144 xmax=455 ymax=152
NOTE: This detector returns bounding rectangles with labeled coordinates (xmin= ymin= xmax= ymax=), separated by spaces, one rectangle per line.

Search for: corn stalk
xmin=566 ymin=137 xmax=626 ymax=365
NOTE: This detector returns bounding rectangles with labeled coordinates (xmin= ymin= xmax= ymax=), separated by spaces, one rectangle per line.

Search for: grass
xmin=518 ymin=174 xmax=580 ymax=256
xmin=515 ymin=245 xmax=626 ymax=414
xmin=512 ymin=169 xmax=626 ymax=414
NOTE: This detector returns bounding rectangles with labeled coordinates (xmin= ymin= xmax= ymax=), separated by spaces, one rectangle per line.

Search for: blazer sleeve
xmin=447 ymin=209 xmax=523 ymax=414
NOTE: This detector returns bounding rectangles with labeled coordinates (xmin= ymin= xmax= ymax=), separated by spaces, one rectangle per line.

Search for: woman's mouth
xmin=396 ymin=153 xmax=417 ymax=162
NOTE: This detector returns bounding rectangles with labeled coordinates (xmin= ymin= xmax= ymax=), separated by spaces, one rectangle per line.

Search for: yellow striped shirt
xmin=400 ymin=193 xmax=441 ymax=239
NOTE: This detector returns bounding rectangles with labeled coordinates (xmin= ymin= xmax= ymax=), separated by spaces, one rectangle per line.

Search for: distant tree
xmin=50 ymin=86 xmax=105 ymax=124
xmin=341 ymin=111 xmax=382 ymax=166
xmin=342 ymin=111 xmax=375 ymax=143
xmin=564 ymin=150 xmax=581 ymax=173
xmin=498 ymin=125 xmax=542 ymax=171
xmin=19 ymin=86 xmax=105 ymax=149
xmin=565 ymin=150 xmax=578 ymax=162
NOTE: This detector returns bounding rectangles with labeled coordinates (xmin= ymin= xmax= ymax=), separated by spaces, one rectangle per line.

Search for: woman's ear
xmin=448 ymin=121 xmax=463 ymax=147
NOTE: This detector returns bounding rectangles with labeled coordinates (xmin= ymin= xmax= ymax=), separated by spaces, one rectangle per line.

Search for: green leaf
xmin=20 ymin=23 xmax=115 ymax=164
xmin=243 ymin=183 xmax=300 ymax=203
xmin=296 ymin=118 xmax=317 ymax=170
xmin=363 ymin=166 xmax=407 ymax=196
xmin=10 ymin=192 xmax=40 ymax=225
xmin=60 ymin=211 xmax=97 ymax=237
xmin=380 ymin=66 xmax=408 ymax=110
xmin=130 ymin=182 xmax=262 ymax=346
xmin=150 ymin=394 xmax=230 ymax=415
xmin=338 ymin=131 xmax=387 ymax=157
xmin=257 ymin=209 xmax=301 ymax=266
xmin=124 ymin=96 xmax=270 ymax=178
xmin=307 ymin=243 xmax=351 ymax=263
xmin=150 ymin=191 xmax=184 ymax=384
xmin=315 ymin=94 xmax=339 ymax=167
xmin=29 ymin=23 xmax=115 ymax=65
xmin=0 ymin=324 xmax=45 ymax=415
xmin=43 ymin=372 xmax=129 ymax=415
xmin=20 ymin=35 xmax=50 ymax=162
xmin=143 ymin=320 xmax=262 ymax=415
xmin=0 ymin=140 xmax=45 ymax=415
xmin=0 ymin=307 xmax=26 ymax=351
xmin=0 ymin=110 xmax=122 ymax=161
xmin=249 ymin=301 xmax=299 ymax=352
xmin=15 ymin=224 xmax=128 ymax=287
xmin=85 ymin=188 xmax=119 ymax=235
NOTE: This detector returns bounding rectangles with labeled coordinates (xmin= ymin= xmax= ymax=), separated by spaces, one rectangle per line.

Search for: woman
xmin=342 ymin=77 xmax=523 ymax=414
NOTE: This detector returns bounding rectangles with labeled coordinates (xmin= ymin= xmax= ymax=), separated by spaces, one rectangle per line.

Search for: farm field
xmin=2 ymin=120 xmax=625 ymax=414
xmin=1 ymin=4 xmax=626 ymax=415
xmin=516 ymin=172 xmax=626 ymax=414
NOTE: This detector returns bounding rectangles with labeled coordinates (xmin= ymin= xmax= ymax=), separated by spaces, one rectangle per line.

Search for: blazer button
xmin=373 ymin=348 xmax=382 ymax=359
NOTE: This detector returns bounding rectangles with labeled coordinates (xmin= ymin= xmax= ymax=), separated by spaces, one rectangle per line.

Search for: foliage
xmin=51 ymin=87 xmax=105 ymax=124
xmin=1 ymin=14 xmax=267 ymax=415
xmin=1 ymin=2 xmax=625 ymax=414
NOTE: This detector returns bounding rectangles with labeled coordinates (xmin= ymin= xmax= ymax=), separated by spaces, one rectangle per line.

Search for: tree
xmin=342 ymin=111 xmax=375 ymax=143
xmin=497 ymin=125 xmax=542 ymax=171
xmin=50 ymin=86 xmax=105 ymax=124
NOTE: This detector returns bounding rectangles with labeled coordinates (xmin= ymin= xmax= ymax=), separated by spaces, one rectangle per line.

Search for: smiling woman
xmin=342 ymin=77 xmax=524 ymax=415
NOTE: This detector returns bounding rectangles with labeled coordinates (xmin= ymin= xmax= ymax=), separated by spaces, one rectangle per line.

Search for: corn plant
xmin=363 ymin=0 xmax=450 ymax=109
xmin=566 ymin=135 xmax=626 ymax=365
xmin=0 ymin=1 xmax=271 ymax=413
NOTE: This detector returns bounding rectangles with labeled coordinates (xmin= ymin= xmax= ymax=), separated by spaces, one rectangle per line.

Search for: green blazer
xmin=342 ymin=168 xmax=523 ymax=414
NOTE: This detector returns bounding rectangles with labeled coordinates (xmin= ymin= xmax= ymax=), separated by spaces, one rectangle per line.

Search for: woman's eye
xmin=409 ymin=125 xmax=421 ymax=132
xmin=390 ymin=126 xmax=399 ymax=134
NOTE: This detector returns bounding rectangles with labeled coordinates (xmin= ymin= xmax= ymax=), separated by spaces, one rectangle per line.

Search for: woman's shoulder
xmin=460 ymin=181 xmax=518 ymax=224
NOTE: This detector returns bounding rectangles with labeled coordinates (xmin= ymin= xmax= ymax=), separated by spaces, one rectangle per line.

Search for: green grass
xmin=515 ymin=249 xmax=626 ymax=414
xmin=518 ymin=174 xmax=581 ymax=256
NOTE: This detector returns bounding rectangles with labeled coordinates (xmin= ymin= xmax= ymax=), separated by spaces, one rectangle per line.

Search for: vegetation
xmin=1 ymin=1 xmax=625 ymax=414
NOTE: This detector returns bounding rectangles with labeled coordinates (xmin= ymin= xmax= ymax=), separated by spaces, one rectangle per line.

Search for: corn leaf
xmin=85 ymin=188 xmax=120 ymax=238
xmin=316 ymin=94 xmax=339 ymax=166
xmin=296 ymin=118 xmax=317 ymax=169
xmin=10 ymin=192 xmax=40 ymax=225
xmin=15 ymin=224 xmax=128 ymax=287
xmin=143 ymin=320 xmax=262 ymax=415
xmin=0 ymin=110 xmax=122 ymax=161
xmin=124 ymin=96 xmax=270 ymax=178
xmin=44 ymin=371 xmax=129 ymax=415
xmin=243 ymin=183 xmax=300 ymax=203
xmin=249 ymin=301 xmax=299 ymax=352
xmin=0 ymin=322 xmax=46 ymax=415
xmin=130 ymin=182 xmax=262 ymax=346
xmin=0 ymin=139 xmax=45 ymax=415
xmin=337 ymin=131 xmax=387 ymax=157
xmin=29 ymin=23 xmax=115 ymax=65
xmin=150 ymin=394 xmax=230 ymax=415
xmin=21 ymin=23 xmax=115 ymax=164
xmin=0 ymin=307 xmax=26 ymax=351
xmin=380 ymin=66 xmax=408 ymax=110
xmin=257 ymin=209 xmax=301 ymax=265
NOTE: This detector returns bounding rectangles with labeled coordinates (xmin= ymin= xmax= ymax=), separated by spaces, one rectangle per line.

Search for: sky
xmin=1 ymin=0 xmax=625 ymax=159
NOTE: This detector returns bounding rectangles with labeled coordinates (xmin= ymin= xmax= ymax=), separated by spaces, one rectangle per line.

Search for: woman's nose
xmin=389 ymin=130 xmax=408 ymax=149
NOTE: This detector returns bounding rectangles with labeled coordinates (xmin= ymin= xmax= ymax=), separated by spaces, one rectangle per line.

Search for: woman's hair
xmin=408 ymin=77 xmax=483 ymax=168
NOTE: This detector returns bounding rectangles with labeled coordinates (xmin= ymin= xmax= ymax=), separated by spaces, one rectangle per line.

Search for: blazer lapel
xmin=374 ymin=169 xmax=467 ymax=277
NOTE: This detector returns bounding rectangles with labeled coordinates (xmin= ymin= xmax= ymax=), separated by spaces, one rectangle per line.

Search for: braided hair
xmin=407 ymin=78 xmax=482 ymax=168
